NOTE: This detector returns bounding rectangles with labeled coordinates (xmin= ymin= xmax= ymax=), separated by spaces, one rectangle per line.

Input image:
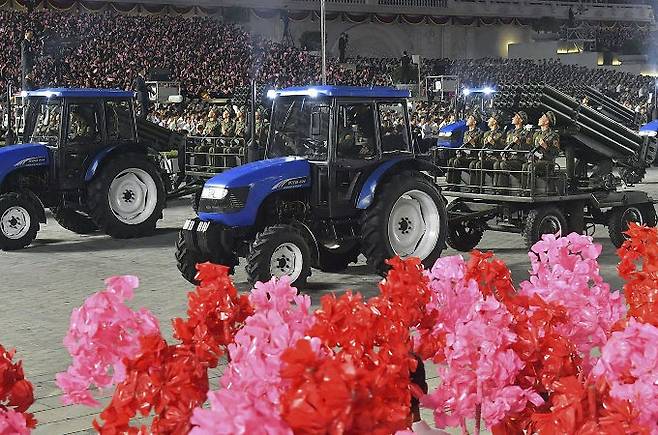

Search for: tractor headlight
xmin=201 ymin=186 xmax=229 ymax=200
xmin=438 ymin=131 xmax=452 ymax=138
xmin=639 ymin=130 xmax=657 ymax=137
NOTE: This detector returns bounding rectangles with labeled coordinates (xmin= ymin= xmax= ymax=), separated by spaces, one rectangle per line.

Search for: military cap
xmin=515 ymin=111 xmax=528 ymax=125
xmin=468 ymin=111 xmax=482 ymax=125
xmin=543 ymin=111 xmax=556 ymax=126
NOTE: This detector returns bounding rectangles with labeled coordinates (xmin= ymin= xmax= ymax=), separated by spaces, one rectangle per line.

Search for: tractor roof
xmin=274 ymin=85 xmax=410 ymax=99
xmin=22 ymin=88 xmax=134 ymax=98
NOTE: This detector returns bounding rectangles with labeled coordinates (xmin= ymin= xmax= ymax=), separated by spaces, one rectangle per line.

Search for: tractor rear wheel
xmin=52 ymin=207 xmax=98 ymax=235
xmin=87 ymin=153 xmax=165 ymax=239
xmin=246 ymin=224 xmax=312 ymax=289
xmin=607 ymin=203 xmax=657 ymax=248
xmin=0 ymin=192 xmax=40 ymax=251
xmin=361 ymin=171 xmax=447 ymax=275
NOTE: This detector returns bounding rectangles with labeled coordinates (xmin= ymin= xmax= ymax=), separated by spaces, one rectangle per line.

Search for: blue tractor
xmin=0 ymin=88 xmax=167 ymax=250
xmin=177 ymin=85 xmax=448 ymax=287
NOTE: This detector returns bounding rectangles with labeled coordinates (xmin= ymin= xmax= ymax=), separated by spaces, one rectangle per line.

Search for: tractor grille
xmin=198 ymin=187 xmax=249 ymax=214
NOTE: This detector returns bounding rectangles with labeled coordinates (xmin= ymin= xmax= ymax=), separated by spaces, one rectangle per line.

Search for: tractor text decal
xmin=14 ymin=156 xmax=47 ymax=168
xmin=272 ymin=177 xmax=309 ymax=190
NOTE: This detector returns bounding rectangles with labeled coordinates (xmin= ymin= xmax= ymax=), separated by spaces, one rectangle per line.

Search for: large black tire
xmin=317 ymin=242 xmax=360 ymax=273
xmin=446 ymin=200 xmax=484 ymax=252
xmin=361 ymin=171 xmax=447 ymax=275
xmin=87 ymin=153 xmax=166 ymax=239
xmin=175 ymin=230 xmax=208 ymax=285
xmin=607 ymin=203 xmax=657 ymax=248
xmin=523 ymin=206 xmax=567 ymax=251
xmin=52 ymin=207 xmax=98 ymax=235
xmin=0 ymin=192 xmax=40 ymax=251
xmin=246 ymin=224 xmax=312 ymax=289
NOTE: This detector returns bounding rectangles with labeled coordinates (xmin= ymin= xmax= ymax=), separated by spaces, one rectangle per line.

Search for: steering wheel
xmin=301 ymin=138 xmax=326 ymax=155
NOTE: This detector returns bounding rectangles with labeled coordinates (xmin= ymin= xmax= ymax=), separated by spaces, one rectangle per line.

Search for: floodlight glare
xmin=307 ymin=88 xmax=319 ymax=98
xmin=483 ymin=86 xmax=494 ymax=95
xmin=462 ymin=88 xmax=471 ymax=96
xmin=266 ymin=89 xmax=277 ymax=99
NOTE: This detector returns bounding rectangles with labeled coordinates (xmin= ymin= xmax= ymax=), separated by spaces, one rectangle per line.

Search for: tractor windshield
xmin=23 ymin=98 xmax=63 ymax=146
xmin=267 ymin=96 xmax=330 ymax=161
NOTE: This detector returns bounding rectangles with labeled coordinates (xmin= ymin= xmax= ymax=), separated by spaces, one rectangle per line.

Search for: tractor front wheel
xmin=87 ymin=153 xmax=165 ymax=238
xmin=361 ymin=171 xmax=447 ymax=275
xmin=0 ymin=192 xmax=40 ymax=251
xmin=246 ymin=224 xmax=312 ymax=289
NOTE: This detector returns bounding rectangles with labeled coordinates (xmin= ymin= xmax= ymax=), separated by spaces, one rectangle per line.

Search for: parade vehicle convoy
xmin=440 ymin=84 xmax=658 ymax=251
xmin=176 ymin=85 xmax=448 ymax=287
xmin=0 ymin=88 xmax=169 ymax=250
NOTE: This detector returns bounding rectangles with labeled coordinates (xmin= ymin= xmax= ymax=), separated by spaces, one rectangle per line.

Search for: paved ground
xmin=2 ymin=170 xmax=658 ymax=433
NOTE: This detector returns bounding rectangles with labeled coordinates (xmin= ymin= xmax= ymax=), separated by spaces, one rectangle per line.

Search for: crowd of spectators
xmin=1 ymin=8 xmax=656 ymax=139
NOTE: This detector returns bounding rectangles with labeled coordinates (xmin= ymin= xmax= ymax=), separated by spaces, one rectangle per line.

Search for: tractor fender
xmin=84 ymin=143 xmax=150 ymax=182
xmin=0 ymin=143 xmax=50 ymax=187
xmin=18 ymin=188 xmax=47 ymax=223
xmin=356 ymin=157 xmax=441 ymax=209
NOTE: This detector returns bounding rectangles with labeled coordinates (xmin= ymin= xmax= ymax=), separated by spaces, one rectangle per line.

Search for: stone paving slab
xmin=3 ymin=170 xmax=658 ymax=433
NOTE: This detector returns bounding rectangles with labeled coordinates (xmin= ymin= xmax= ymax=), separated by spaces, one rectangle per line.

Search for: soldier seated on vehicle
xmin=521 ymin=111 xmax=560 ymax=192
xmin=446 ymin=112 xmax=482 ymax=185
xmin=496 ymin=111 xmax=532 ymax=189
xmin=470 ymin=112 xmax=505 ymax=187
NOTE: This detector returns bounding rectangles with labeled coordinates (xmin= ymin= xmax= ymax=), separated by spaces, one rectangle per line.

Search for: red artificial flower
xmin=0 ymin=345 xmax=36 ymax=428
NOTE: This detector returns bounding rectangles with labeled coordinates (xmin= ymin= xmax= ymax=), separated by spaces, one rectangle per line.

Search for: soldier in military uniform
xmin=471 ymin=112 xmax=505 ymax=187
xmin=495 ymin=111 xmax=532 ymax=189
xmin=521 ymin=111 xmax=560 ymax=191
xmin=446 ymin=112 xmax=482 ymax=185
xmin=234 ymin=108 xmax=247 ymax=139
xmin=202 ymin=110 xmax=220 ymax=137
xmin=220 ymin=108 xmax=235 ymax=138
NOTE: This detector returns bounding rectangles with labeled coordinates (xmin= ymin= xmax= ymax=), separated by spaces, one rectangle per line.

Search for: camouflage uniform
xmin=446 ymin=128 xmax=482 ymax=184
xmin=220 ymin=117 xmax=235 ymax=138
xmin=471 ymin=127 xmax=505 ymax=186
xmin=496 ymin=127 xmax=532 ymax=187
xmin=521 ymin=128 xmax=560 ymax=190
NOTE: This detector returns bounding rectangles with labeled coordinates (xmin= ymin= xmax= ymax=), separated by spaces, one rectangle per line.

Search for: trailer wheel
xmin=523 ymin=206 xmax=567 ymax=251
xmin=446 ymin=200 xmax=484 ymax=252
xmin=607 ymin=204 xmax=657 ymax=248
xmin=52 ymin=207 xmax=98 ymax=235
xmin=246 ymin=224 xmax=312 ymax=289
xmin=0 ymin=192 xmax=40 ymax=251
xmin=362 ymin=171 xmax=447 ymax=275
xmin=87 ymin=153 xmax=165 ymax=238
xmin=317 ymin=243 xmax=360 ymax=273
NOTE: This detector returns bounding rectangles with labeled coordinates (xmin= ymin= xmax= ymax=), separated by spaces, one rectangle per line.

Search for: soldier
xmin=446 ymin=112 xmax=482 ymax=185
xmin=522 ymin=111 xmax=560 ymax=191
xmin=220 ymin=108 xmax=235 ymax=138
xmin=234 ymin=108 xmax=247 ymax=139
xmin=471 ymin=112 xmax=505 ymax=187
xmin=203 ymin=110 xmax=220 ymax=137
xmin=495 ymin=111 xmax=532 ymax=189
xmin=254 ymin=110 xmax=269 ymax=147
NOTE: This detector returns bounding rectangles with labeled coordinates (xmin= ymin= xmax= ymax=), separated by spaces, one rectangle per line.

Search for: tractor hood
xmin=198 ymin=157 xmax=312 ymax=227
xmin=204 ymin=157 xmax=311 ymax=190
xmin=639 ymin=120 xmax=658 ymax=137
xmin=0 ymin=143 xmax=50 ymax=185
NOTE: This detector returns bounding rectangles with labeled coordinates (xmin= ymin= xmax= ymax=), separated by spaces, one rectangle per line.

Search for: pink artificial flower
xmin=521 ymin=233 xmax=625 ymax=371
xmin=591 ymin=318 xmax=658 ymax=433
xmin=191 ymin=277 xmax=316 ymax=435
xmin=0 ymin=409 xmax=30 ymax=435
xmin=56 ymin=275 xmax=160 ymax=406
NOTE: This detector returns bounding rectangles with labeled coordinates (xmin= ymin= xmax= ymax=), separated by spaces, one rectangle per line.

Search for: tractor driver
xmin=446 ymin=111 xmax=482 ymax=185
xmin=337 ymin=105 xmax=376 ymax=158
xmin=521 ymin=111 xmax=560 ymax=191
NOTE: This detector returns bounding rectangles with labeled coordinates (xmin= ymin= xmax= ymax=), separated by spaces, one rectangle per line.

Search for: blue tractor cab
xmin=177 ymin=85 xmax=448 ymax=288
xmin=0 ymin=88 xmax=166 ymax=250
